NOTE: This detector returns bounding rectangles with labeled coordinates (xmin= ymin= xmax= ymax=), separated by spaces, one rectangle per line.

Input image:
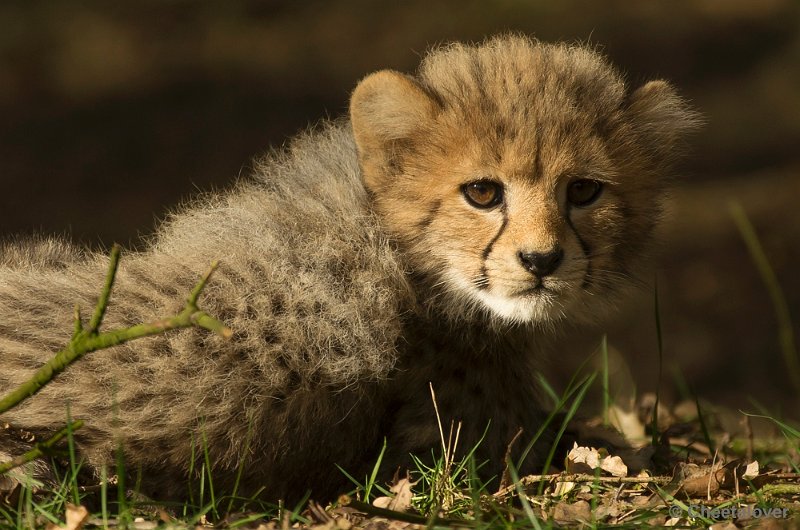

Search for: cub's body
xmin=0 ymin=36 xmax=696 ymax=501
xmin=1 ymin=125 xmax=410 ymax=500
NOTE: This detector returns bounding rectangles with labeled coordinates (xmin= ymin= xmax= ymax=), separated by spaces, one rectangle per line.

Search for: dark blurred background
xmin=1 ymin=1 xmax=799 ymax=414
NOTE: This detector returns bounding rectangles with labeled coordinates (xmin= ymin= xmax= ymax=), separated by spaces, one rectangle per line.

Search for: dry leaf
xmin=593 ymin=502 xmax=622 ymax=522
xmin=361 ymin=521 xmax=391 ymax=530
xmin=608 ymin=404 xmax=646 ymax=441
xmin=335 ymin=517 xmax=352 ymax=530
xmin=680 ymin=466 xmax=728 ymax=498
xmin=742 ymin=460 xmax=759 ymax=479
xmin=388 ymin=477 xmax=415 ymax=512
xmin=0 ymin=474 xmax=18 ymax=494
xmin=372 ymin=497 xmax=391 ymax=509
xmin=553 ymin=480 xmax=576 ymax=497
xmin=566 ymin=443 xmax=628 ymax=477
xmin=310 ymin=522 xmax=337 ymax=530
xmin=600 ymin=455 xmax=628 ymax=477
xmin=0 ymin=475 xmax=20 ymax=506
xmin=552 ymin=500 xmax=591 ymax=525
xmin=64 ymin=504 xmax=89 ymax=530
xmin=372 ymin=476 xmax=415 ymax=512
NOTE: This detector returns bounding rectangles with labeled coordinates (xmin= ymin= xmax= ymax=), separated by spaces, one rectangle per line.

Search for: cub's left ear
xmin=350 ymin=70 xmax=437 ymax=189
xmin=626 ymin=80 xmax=702 ymax=167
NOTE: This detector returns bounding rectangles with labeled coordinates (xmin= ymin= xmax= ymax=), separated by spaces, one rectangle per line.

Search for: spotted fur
xmin=0 ymin=35 xmax=698 ymax=502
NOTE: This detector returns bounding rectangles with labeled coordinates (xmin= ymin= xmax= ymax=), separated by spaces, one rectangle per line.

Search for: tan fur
xmin=0 ymin=36 xmax=698 ymax=502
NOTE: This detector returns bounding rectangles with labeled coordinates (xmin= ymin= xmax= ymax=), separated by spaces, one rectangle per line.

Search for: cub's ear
xmin=626 ymin=80 xmax=702 ymax=167
xmin=350 ymin=70 xmax=437 ymax=187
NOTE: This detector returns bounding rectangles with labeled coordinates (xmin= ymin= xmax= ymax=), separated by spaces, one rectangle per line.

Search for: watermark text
xmin=669 ymin=504 xmax=789 ymax=520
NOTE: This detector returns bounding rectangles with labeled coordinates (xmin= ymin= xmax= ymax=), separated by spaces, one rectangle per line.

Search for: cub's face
xmin=351 ymin=38 xmax=698 ymax=326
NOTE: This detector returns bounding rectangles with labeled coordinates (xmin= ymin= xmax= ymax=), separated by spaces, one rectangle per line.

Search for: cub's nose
xmin=518 ymin=248 xmax=563 ymax=277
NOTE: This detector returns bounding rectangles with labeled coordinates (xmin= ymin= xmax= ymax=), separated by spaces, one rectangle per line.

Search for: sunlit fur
xmin=0 ymin=35 xmax=698 ymax=502
xmin=352 ymin=35 xmax=700 ymax=328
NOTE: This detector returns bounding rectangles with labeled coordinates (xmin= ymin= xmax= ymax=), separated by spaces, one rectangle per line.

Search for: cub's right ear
xmin=626 ymin=80 xmax=703 ymax=169
xmin=350 ymin=70 xmax=437 ymax=188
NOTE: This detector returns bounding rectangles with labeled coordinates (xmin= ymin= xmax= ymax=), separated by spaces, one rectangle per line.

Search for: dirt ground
xmin=1 ymin=1 xmax=798 ymax=414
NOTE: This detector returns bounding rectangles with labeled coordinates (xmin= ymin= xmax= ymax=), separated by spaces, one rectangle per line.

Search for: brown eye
xmin=567 ymin=179 xmax=603 ymax=207
xmin=462 ymin=180 xmax=504 ymax=209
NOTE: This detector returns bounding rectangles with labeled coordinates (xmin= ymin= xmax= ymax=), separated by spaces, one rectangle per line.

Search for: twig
xmin=493 ymin=473 xmax=672 ymax=498
xmin=86 ymin=244 xmax=121 ymax=335
xmin=0 ymin=420 xmax=84 ymax=474
xmin=339 ymin=496 xmax=476 ymax=527
xmin=0 ymin=250 xmax=231 ymax=415
xmin=753 ymin=483 xmax=800 ymax=496
xmin=498 ymin=427 xmax=524 ymax=492
xmin=756 ymin=473 xmax=800 ymax=481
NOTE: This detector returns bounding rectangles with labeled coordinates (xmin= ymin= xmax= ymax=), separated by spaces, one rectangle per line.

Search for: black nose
xmin=518 ymin=248 xmax=563 ymax=277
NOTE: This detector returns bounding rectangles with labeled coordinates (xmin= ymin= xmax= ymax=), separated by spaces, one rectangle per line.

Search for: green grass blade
xmin=115 ymin=437 xmax=129 ymax=529
xmin=742 ymin=411 xmax=800 ymax=439
xmin=600 ymin=334 xmax=610 ymax=426
xmin=518 ymin=371 xmax=594 ymax=469
xmin=200 ymin=428 xmax=218 ymax=520
xmin=451 ymin=422 xmax=489 ymax=478
xmin=730 ymin=201 xmax=800 ymax=393
xmin=364 ymin=438 xmax=387 ymax=501
xmin=535 ymin=372 xmax=560 ymax=409
xmin=652 ymin=279 xmax=664 ymax=447
xmin=226 ymin=418 xmax=255 ymax=515
xmin=65 ymin=405 xmax=80 ymax=506
xmin=188 ymin=502 xmax=216 ymax=526
xmin=506 ymin=458 xmax=542 ymax=530
xmin=336 ymin=464 xmax=364 ymax=492
xmin=289 ymin=490 xmax=312 ymax=525
xmin=694 ymin=392 xmax=715 ymax=455
xmin=537 ymin=373 xmax=597 ymax=495
xmin=101 ymin=465 xmax=109 ymax=529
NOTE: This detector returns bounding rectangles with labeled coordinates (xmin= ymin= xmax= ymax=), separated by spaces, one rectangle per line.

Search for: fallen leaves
xmin=565 ymin=443 xmax=628 ymax=477
xmin=372 ymin=477 xmax=415 ymax=512
xmin=3 ymin=390 xmax=799 ymax=528
xmin=552 ymin=500 xmax=591 ymax=525
xmin=45 ymin=504 xmax=88 ymax=530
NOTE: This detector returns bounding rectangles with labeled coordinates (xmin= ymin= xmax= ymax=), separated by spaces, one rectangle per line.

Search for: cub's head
xmin=350 ymin=36 xmax=699 ymax=327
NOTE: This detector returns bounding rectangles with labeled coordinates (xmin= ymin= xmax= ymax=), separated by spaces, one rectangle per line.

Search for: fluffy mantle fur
xmin=0 ymin=36 xmax=698 ymax=502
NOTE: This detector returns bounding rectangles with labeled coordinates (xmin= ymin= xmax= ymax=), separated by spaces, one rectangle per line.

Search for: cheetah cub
xmin=0 ymin=36 xmax=698 ymax=502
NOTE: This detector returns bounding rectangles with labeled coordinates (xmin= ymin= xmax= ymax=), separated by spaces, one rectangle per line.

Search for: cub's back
xmin=0 ymin=121 xmax=411 ymax=501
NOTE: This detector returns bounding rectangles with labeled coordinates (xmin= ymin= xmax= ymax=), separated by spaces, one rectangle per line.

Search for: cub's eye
xmin=567 ymin=179 xmax=603 ymax=207
xmin=462 ymin=180 xmax=504 ymax=209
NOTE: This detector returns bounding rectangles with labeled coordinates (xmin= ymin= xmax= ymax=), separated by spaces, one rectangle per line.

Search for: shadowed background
xmin=1 ymin=0 xmax=799 ymax=414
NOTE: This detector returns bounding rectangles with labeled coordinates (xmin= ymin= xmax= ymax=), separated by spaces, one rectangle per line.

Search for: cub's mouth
xmin=515 ymin=283 xmax=549 ymax=297
xmin=514 ymin=273 xmax=582 ymax=297
xmin=513 ymin=278 xmax=572 ymax=305
xmin=471 ymin=279 xmax=572 ymax=325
